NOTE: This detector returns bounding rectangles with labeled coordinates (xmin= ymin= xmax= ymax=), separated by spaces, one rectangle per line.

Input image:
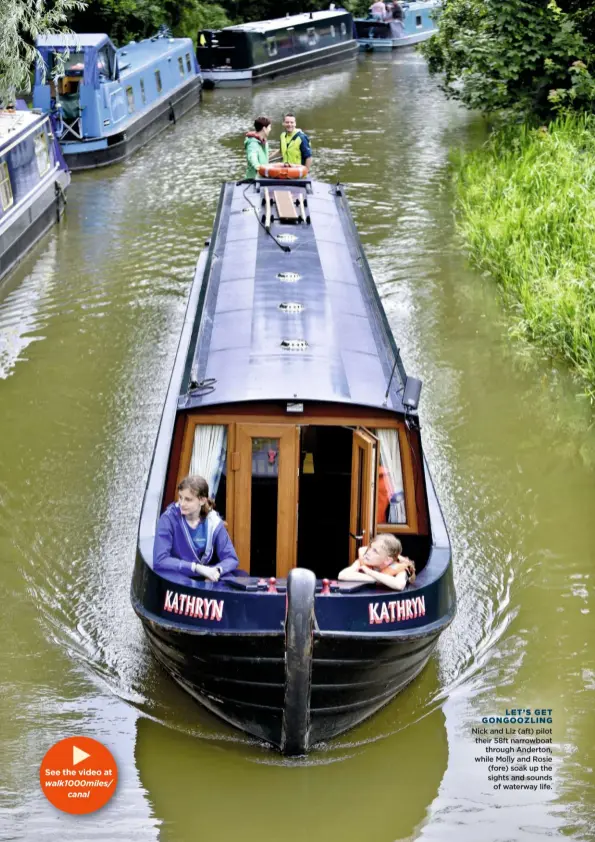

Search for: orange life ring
xmin=257 ymin=164 xmax=308 ymax=179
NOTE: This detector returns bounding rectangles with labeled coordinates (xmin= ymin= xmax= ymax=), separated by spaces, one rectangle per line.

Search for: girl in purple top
xmin=153 ymin=475 xmax=239 ymax=582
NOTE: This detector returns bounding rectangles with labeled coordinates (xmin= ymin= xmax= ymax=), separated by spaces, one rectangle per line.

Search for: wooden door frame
xmin=234 ymin=422 xmax=299 ymax=577
xmin=349 ymin=428 xmax=378 ymax=561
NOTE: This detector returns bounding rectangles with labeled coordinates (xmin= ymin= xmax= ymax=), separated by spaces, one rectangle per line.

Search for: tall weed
xmin=452 ymin=114 xmax=595 ymax=397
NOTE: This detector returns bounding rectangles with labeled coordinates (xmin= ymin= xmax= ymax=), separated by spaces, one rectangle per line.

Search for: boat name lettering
xmin=164 ymin=589 xmax=224 ymax=621
xmin=368 ymin=596 xmax=425 ymax=624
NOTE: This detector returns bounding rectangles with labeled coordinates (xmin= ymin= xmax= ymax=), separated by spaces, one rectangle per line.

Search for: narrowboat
xmin=131 ymin=175 xmax=456 ymax=754
xmin=33 ymin=31 xmax=202 ymax=170
xmin=197 ymin=11 xmax=358 ymax=88
xmin=355 ymin=0 xmax=439 ymax=51
xmin=0 ymin=105 xmax=70 ymax=284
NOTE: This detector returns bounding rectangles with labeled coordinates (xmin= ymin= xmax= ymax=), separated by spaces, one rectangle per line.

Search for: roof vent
xmin=279 ymin=302 xmax=304 ymax=313
xmin=277 ymin=272 xmax=301 ymax=283
xmin=281 ymin=339 xmax=308 ymax=351
xmin=277 ymin=233 xmax=298 ymax=243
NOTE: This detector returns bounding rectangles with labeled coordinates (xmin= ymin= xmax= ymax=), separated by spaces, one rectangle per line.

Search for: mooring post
xmin=281 ymin=568 xmax=316 ymax=755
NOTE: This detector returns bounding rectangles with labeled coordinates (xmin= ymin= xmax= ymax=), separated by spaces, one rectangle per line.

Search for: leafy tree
xmin=420 ymin=0 xmax=594 ymax=119
xmin=0 ymin=0 xmax=85 ymax=104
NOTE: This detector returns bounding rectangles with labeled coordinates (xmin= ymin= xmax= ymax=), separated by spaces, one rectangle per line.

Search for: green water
xmin=0 ymin=52 xmax=593 ymax=842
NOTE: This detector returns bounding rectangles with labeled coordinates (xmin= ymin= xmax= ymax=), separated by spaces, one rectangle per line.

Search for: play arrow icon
xmin=72 ymin=745 xmax=91 ymax=766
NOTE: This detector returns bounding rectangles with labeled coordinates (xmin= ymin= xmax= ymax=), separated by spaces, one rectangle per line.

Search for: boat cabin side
xmin=0 ymin=110 xmax=65 ymax=229
xmin=197 ymin=11 xmax=354 ymax=71
xmin=33 ymin=34 xmax=199 ymax=144
xmin=160 ymin=399 xmax=430 ymax=581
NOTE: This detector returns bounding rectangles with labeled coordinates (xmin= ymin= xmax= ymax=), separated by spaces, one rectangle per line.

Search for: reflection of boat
xmin=0 ymin=106 xmax=70 ymax=284
xmin=33 ymin=31 xmax=202 ymax=170
xmin=197 ymin=11 xmax=358 ymax=88
xmin=131 ymin=175 xmax=456 ymax=754
xmin=355 ymin=0 xmax=439 ymax=51
xmin=134 ymin=693 xmax=448 ymax=841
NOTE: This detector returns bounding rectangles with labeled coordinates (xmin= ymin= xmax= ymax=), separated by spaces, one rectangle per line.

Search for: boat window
xmin=97 ymin=47 xmax=113 ymax=80
xmin=57 ymin=50 xmax=84 ymax=75
xmin=267 ymin=37 xmax=278 ymax=57
xmin=155 ymin=69 xmax=162 ymax=93
xmin=0 ymin=162 xmax=13 ymax=212
xmin=373 ymin=428 xmax=407 ymax=525
xmin=34 ymin=132 xmax=51 ymax=176
xmin=178 ymin=56 xmax=185 ymax=76
xmin=126 ymin=86 xmax=135 ymax=113
xmin=330 ymin=24 xmax=336 ymax=38
xmin=140 ymin=78 xmax=146 ymax=105
xmin=307 ymin=27 xmax=318 ymax=46
xmin=186 ymin=53 xmax=192 ymax=73
xmin=340 ymin=21 xmax=347 ymax=36
xmin=416 ymin=15 xmax=423 ymax=27
xmin=190 ymin=424 xmax=228 ymax=518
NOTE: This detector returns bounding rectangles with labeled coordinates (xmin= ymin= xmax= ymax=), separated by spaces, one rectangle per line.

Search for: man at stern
xmin=280 ymin=112 xmax=312 ymax=172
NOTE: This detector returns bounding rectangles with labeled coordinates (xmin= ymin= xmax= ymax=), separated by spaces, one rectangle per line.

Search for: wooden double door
xmin=232 ymin=423 xmax=378 ymax=578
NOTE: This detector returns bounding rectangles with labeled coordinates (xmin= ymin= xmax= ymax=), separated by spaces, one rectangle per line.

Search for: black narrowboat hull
xmin=201 ymin=41 xmax=358 ymax=88
xmin=62 ymin=76 xmax=202 ymax=171
xmin=0 ymin=170 xmax=69 ymax=284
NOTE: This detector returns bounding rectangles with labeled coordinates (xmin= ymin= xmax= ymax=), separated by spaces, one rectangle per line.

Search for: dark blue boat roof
xmin=180 ymin=180 xmax=409 ymax=414
xmin=224 ymin=10 xmax=352 ymax=35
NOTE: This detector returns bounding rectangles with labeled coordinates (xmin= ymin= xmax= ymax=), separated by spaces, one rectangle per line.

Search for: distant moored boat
xmin=33 ymin=31 xmax=202 ymax=170
xmin=197 ymin=10 xmax=358 ymax=88
xmin=355 ymin=0 xmax=440 ymax=51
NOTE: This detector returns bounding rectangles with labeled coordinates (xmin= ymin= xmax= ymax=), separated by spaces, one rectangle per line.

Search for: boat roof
xmin=36 ymin=33 xmax=113 ymax=49
xmin=0 ymin=109 xmax=45 ymax=148
xmin=117 ymin=36 xmax=194 ymax=79
xmin=180 ymin=180 xmax=409 ymax=414
xmin=224 ymin=10 xmax=351 ymax=35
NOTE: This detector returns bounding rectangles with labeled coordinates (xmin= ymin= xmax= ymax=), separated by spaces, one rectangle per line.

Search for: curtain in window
xmin=377 ymin=428 xmax=406 ymax=523
xmin=190 ymin=425 xmax=227 ymax=498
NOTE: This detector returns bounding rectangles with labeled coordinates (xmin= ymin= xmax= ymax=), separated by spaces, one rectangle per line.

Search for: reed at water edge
xmin=451 ymin=113 xmax=595 ymax=398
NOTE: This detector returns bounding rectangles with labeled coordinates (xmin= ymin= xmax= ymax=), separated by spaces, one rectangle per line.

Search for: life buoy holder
xmin=257 ymin=164 xmax=308 ymax=180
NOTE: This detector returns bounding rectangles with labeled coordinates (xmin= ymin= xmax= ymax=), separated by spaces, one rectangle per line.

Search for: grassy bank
xmin=452 ymin=114 xmax=595 ymax=398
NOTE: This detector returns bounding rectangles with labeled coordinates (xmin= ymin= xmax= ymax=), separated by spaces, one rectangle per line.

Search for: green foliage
xmin=452 ymin=115 xmax=595 ymax=396
xmin=0 ymin=0 xmax=86 ymax=103
xmin=68 ymin=0 xmax=230 ymax=44
xmin=421 ymin=0 xmax=594 ymax=119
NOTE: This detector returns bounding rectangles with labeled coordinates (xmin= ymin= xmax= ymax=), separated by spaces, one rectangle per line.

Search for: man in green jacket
xmin=244 ymin=116 xmax=272 ymax=179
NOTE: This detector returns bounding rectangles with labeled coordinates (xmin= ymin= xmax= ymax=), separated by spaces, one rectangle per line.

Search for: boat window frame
xmin=125 ymin=85 xmax=135 ymax=113
xmin=174 ymin=410 xmax=422 ymax=548
xmin=155 ymin=69 xmax=163 ymax=94
xmin=267 ymin=37 xmax=278 ymax=57
xmin=330 ymin=24 xmax=336 ymax=38
xmin=178 ymin=55 xmax=185 ymax=77
xmin=185 ymin=53 xmax=192 ymax=73
xmin=140 ymin=78 xmax=146 ymax=105
xmin=340 ymin=21 xmax=347 ymax=36
xmin=307 ymin=27 xmax=318 ymax=47
xmin=415 ymin=15 xmax=423 ymax=27
xmin=0 ymin=161 xmax=13 ymax=212
xmin=34 ymin=131 xmax=50 ymax=177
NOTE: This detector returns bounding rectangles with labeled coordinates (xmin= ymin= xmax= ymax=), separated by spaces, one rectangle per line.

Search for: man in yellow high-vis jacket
xmin=280 ymin=112 xmax=312 ymax=172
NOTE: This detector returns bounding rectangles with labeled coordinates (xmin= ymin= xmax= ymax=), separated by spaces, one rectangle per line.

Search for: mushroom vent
xmin=279 ymin=302 xmax=304 ymax=313
xmin=277 ymin=272 xmax=301 ymax=283
xmin=280 ymin=339 xmax=308 ymax=352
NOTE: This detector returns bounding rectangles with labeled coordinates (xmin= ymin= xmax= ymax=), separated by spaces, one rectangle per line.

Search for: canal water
xmin=1 ymin=52 xmax=594 ymax=842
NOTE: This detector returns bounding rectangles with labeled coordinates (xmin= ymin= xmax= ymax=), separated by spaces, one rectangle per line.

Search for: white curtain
xmin=377 ymin=428 xmax=406 ymax=524
xmin=190 ymin=425 xmax=227 ymax=497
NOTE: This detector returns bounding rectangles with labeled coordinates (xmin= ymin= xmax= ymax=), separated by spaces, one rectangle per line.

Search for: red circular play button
xmin=39 ymin=736 xmax=118 ymax=814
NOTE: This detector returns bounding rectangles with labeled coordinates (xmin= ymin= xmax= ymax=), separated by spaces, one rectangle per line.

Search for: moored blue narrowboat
xmin=0 ymin=105 xmax=70 ymax=284
xmin=197 ymin=10 xmax=358 ymax=87
xmin=355 ymin=0 xmax=439 ymax=51
xmin=33 ymin=31 xmax=202 ymax=170
xmin=131 ymin=175 xmax=456 ymax=754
